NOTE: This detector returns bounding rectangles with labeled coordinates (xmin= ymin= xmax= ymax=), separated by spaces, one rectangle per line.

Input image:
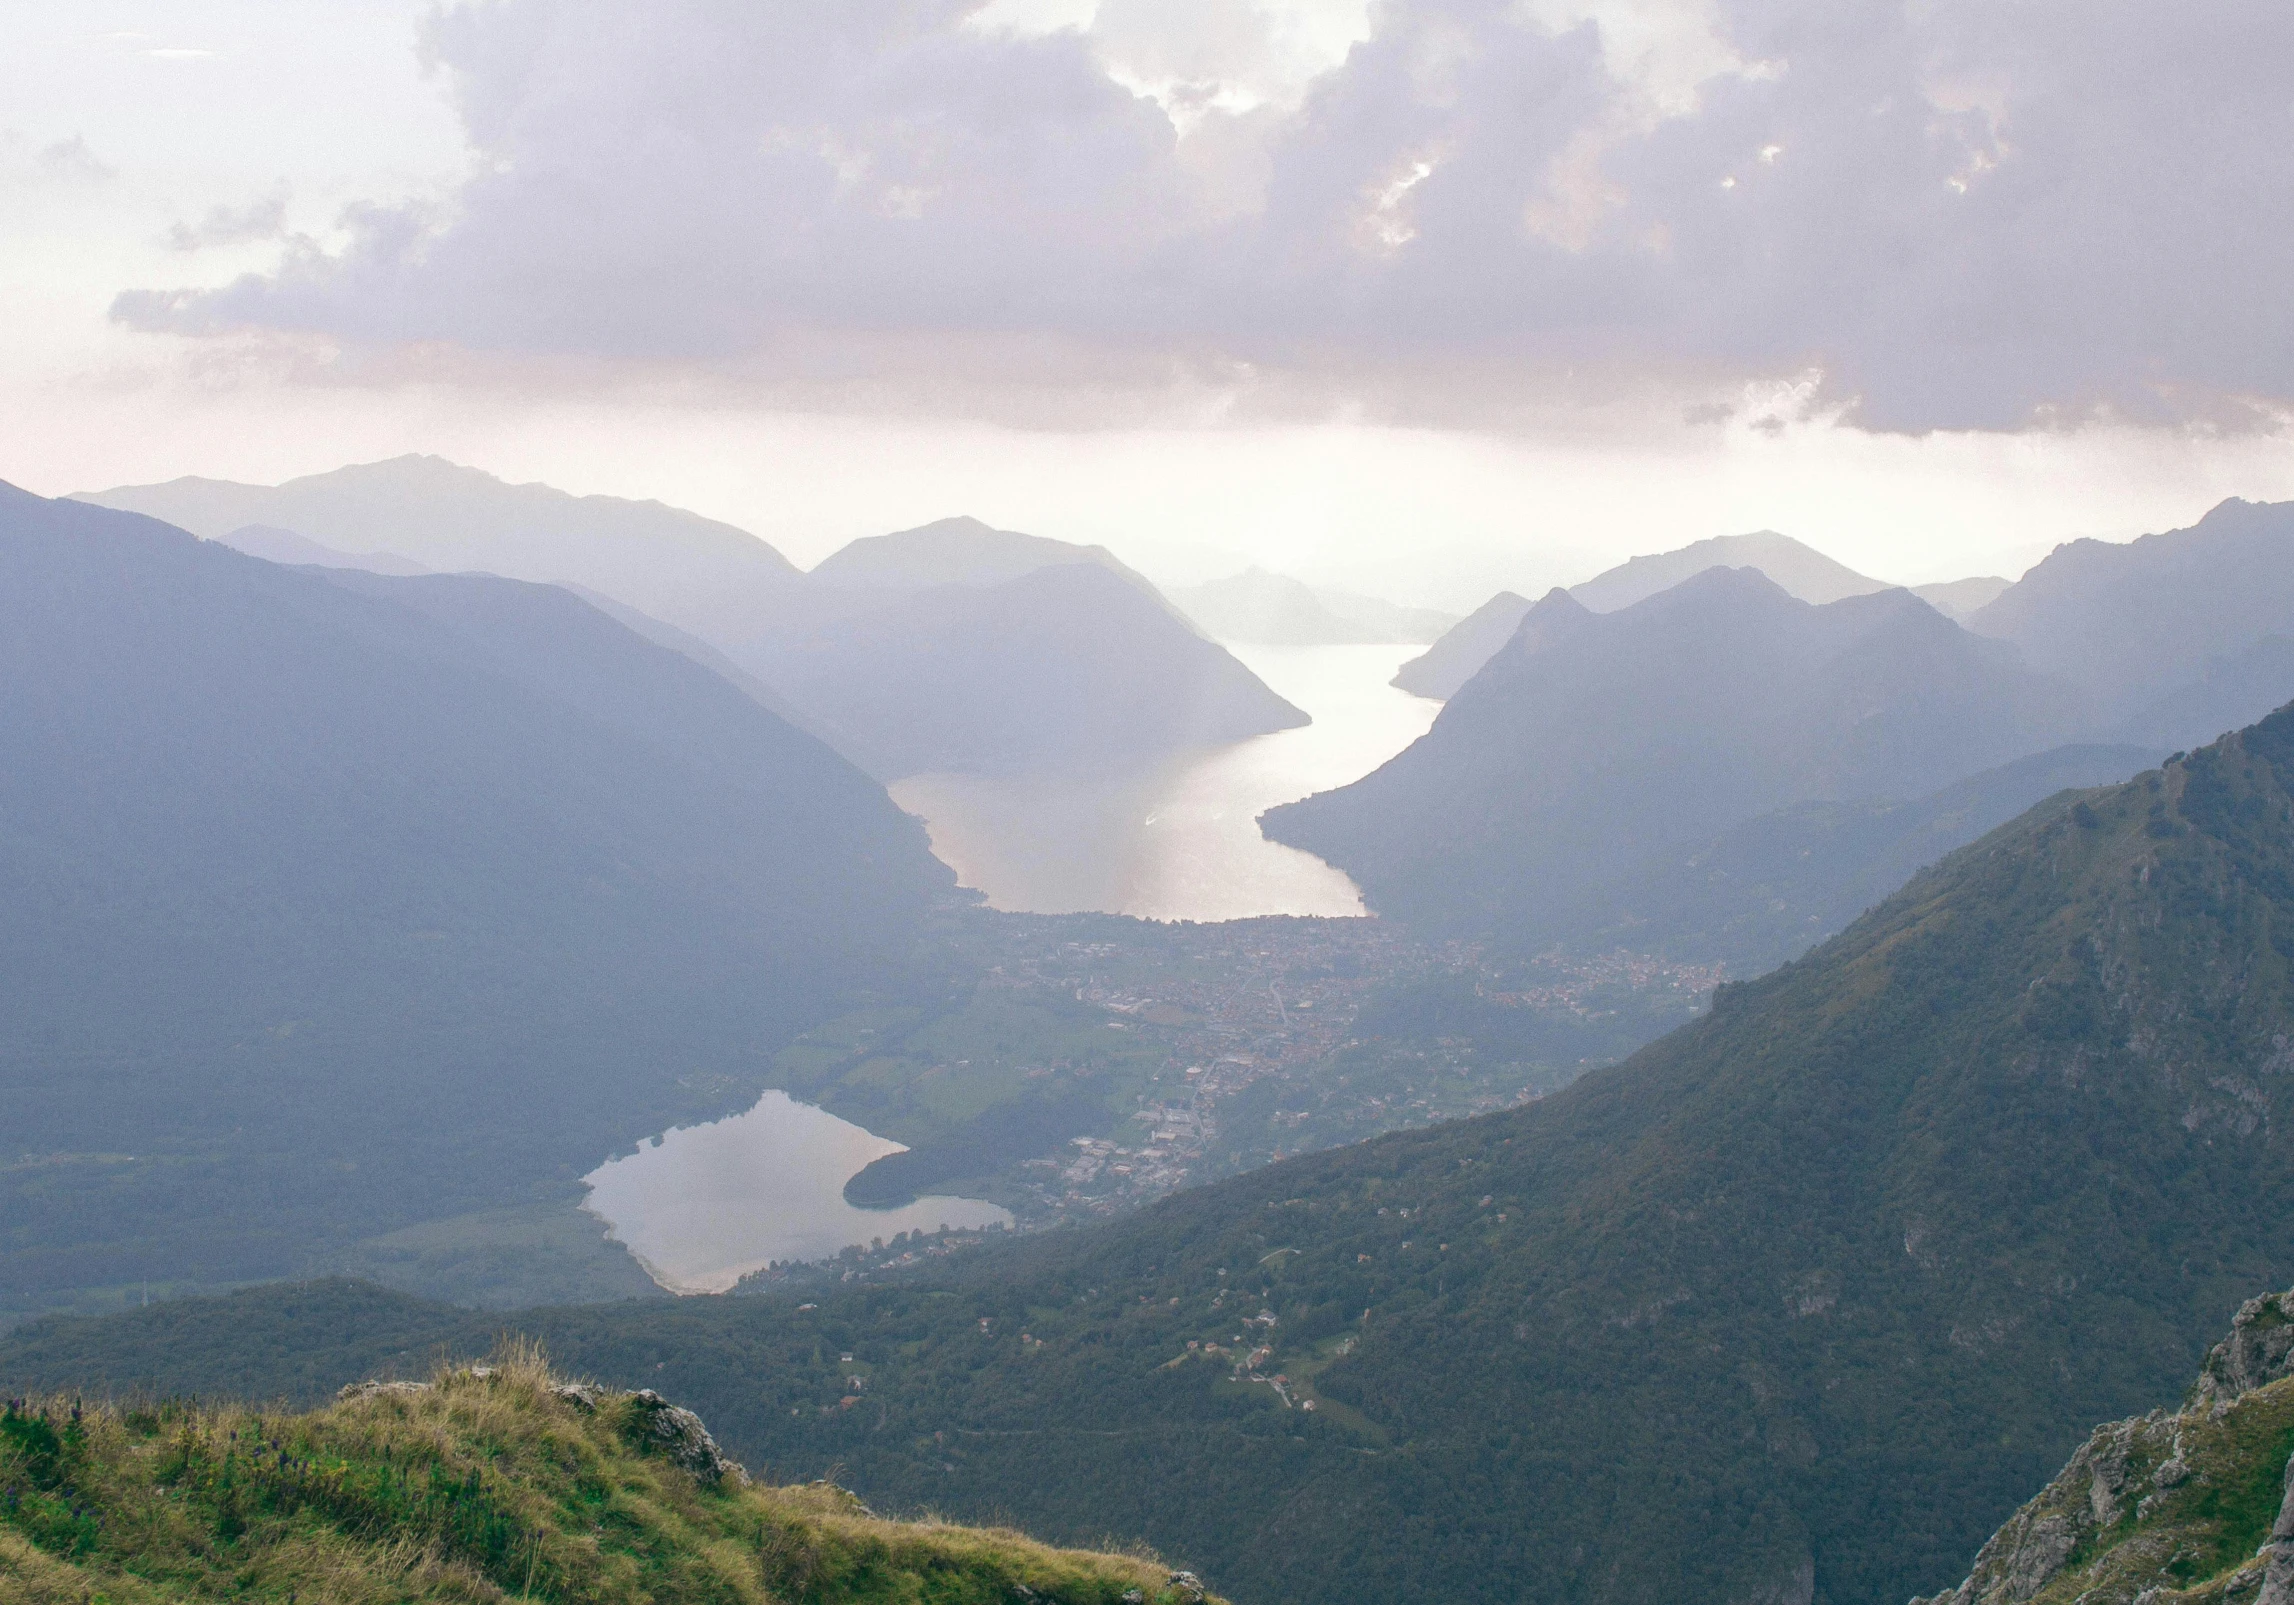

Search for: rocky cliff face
xmin=1914 ymin=1291 xmax=2294 ymax=1604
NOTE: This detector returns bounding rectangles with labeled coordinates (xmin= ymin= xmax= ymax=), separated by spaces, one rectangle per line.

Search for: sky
xmin=3 ymin=0 xmax=2290 ymax=608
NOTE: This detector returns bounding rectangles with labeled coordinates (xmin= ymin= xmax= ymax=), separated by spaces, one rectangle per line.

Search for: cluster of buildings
xmin=984 ymin=916 xmax=1721 ymax=1224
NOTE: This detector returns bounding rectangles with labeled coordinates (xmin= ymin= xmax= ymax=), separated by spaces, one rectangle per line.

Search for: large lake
xmin=582 ymin=1091 xmax=1011 ymax=1294
xmin=891 ymin=642 xmax=1441 ymax=921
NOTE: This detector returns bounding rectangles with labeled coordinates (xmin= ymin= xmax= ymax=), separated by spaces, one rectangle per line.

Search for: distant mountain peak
xmin=1390 ymin=588 xmax=1541 ymax=698
xmin=810 ymin=515 xmax=1142 ymax=596
xmin=1571 ymin=530 xmax=1889 ymax=613
xmin=888 ymin=513 xmax=999 ymax=537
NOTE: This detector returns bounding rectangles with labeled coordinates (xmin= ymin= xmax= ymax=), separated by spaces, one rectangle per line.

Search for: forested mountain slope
xmin=0 ymin=484 xmax=950 ymax=1317
xmin=29 ymin=710 xmax=2294 ymax=1603
xmin=1269 ymin=568 xmax=2077 ymax=933
xmin=1544 ymin=739 xmax=2160 ymax=972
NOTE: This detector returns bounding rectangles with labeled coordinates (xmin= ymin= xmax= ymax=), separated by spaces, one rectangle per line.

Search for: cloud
xmin=3 ymin=132 xmax=116 ymax=185
xmin=108 ymin=0 xmax=2294 ymax=433
xmin=167 ymin=190 xmax=290 ymax=252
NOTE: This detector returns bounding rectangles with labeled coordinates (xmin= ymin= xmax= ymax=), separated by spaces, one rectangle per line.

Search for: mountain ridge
xmin=1392 ymin=530 xmax=1893 ymax=698
xmin=1568 ymin=528 xmax=1889 ymax=613
xmin=0 ymin=481 xmax=950 ymax=1318
xmin=1969 ymin=497 xmax=2294 ymax=741
xmin=1271 ymin=567 xmax=2080 ymax=935
xmin=80 ymin=462 xmax=1306 ymax=780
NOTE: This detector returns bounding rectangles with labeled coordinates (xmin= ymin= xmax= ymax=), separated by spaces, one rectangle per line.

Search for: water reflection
xmin=582 ymin=1091 xmax=1011 ymax=1294
xmin=892 ymin=643 xmax=1439 ymax=920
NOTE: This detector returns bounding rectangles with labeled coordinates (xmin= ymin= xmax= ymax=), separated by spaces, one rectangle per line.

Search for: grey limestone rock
xmin=625 ymin=1388 xmax=748 ymax=1486
xmin=1912 ymin=1287 xmax=2294 ymax=1605
xmin=1908 ymin=1414 xmax=2178 ymax=1605
xmin=336 ymin=1379 xmax=429 ymax=1402
xmin=2196 ymin=1292 xmax=2294 ymax=1407
xmin=552 ymin=1382 xmax=602 ymax=1413
xmin=1166 ymin=1572 xmax=1209 ymax=1604
xmin=2255 ymin=1452 xmax=2294 ymax=1605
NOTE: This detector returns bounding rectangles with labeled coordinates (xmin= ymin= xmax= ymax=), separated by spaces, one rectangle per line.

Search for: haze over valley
xmin=10 ymin=5 xmax=2294 ymax=1604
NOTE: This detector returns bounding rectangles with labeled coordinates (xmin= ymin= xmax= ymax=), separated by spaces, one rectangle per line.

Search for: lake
xmin=890 ymin=642 xmax=1441 ymax=921
xmin=581 ymin=1091 xmax=1012 ymax=1294
xmin=585 ymin=644 xmax=1436 ymax=1293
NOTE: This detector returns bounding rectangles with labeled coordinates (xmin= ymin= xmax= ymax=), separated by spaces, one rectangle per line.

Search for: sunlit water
xmin=891 ymin=642 xmax=1441 ymax=920
xmin=582 ymin=1091 xmax=1011 ymax=1294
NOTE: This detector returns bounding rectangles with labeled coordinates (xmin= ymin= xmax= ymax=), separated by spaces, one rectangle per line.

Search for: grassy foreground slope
xmin=0 ymin=1345 xmax=1217 ymax=1605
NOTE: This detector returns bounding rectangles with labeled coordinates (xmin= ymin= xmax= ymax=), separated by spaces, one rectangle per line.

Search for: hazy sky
xmin=4 ymin=0 xmax=2290 ymax=607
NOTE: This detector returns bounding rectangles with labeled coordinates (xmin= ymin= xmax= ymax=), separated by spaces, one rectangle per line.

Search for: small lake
xmin=582 ymin=1091 xmax=1011 ymax=1294
xmin=891 ymin=642 xmax=1441 ymax=921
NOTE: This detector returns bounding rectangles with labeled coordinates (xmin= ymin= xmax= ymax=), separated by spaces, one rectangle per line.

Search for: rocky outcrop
xmin=2256 ymin=1456 xmax=2294 ymax=1605
xmin=2194 ymin=1291 xmax=2294 ymax=1407
xmin=625 ymin=1387 xmax=748 ymax=1486
xmin=338 ymin=1374 xmax=743 ymax=1488
xmin=1910 ymin=1289 xmax=2294 ymax=1605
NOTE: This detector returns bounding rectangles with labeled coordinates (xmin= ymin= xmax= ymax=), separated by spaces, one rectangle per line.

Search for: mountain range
xmin=77 ymin=463 xmax=1304 ymax=780
xmin=1269 ymin=568 xmax=2081 ymax=934
xmin=1968 ymin=496 xmax=2294 ymax=744
xmin=0 ymin=481 xmax=953 ymax=1319
xmin=24 ymin=709 xmax=2294 ymax=1602
xmin=1393 ymin=533 xmax=2006 ymax=699
xmin=78 ymin=454 xmax=808 ymax=654
xmin=1340 ymin=502 xmax=2294 ymax=964
xmin=1567 ymin=528 xmax=1889 ymax=612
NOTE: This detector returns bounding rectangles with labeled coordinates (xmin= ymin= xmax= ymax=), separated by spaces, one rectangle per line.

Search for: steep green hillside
xmin=28 ymin=709 xmax=2294 ymax=1601
xmin=0 ymin=483 xmax=951 ymax=1318
xmin=1546 ymin=740 xmax=2158 ymax=972
xmin=0 ymin=1345 xmax=1217 ymax=1605
xmin=1914 ymin=1289 xmax=2294 ymax=1604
